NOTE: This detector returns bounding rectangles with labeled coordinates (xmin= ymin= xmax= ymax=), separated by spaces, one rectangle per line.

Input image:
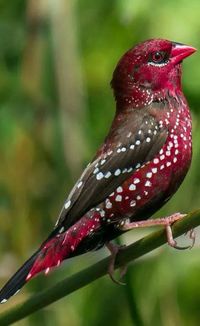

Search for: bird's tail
xmin=0 ymin=250 xmax=40 ymax=303
xmin=0 ymin=227 xmax=76 ymax=303
xmin=0 ymin=209 xmax=103 ymax=303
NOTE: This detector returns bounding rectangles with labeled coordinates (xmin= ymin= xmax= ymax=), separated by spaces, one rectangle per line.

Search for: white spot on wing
xmin=114 ymin=169 xmax=121 ymax=176
xmin=65 ymin=200 xmax=71 ymax=210
xmin=105 ymin=171 xmax=111 ymax=178
xmin=96 ymin=172 xmax=104 ymax=180
xmin=77 ymin=181 xmax=83 ymax=188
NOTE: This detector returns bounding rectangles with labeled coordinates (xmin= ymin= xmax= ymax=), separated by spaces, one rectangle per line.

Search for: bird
xmin=0 ymin=38 xmax=196 ymax=303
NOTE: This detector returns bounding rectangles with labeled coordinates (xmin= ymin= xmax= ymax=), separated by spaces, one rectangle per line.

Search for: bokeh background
xmin=0 ymin=0 xmax=200 ymax=325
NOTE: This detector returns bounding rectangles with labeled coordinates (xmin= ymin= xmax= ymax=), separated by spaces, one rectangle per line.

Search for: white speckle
xmin=175 ymin=149 xmax=179 ymax=155
xmin=130 ymin=200 xmax=136 ymax=207
xmin=136 ymin=195 xmax=141 ymax=200
xmin=106 ymin=200 xmax=112 ymax=209
xmin=130 ymin=145 xmax=135 ymax=150
xmin=125 ymin=196 xmax=129 ymax=200
xmin=166 ymin=151 xmax=171 ymax=156
xmin=159 ymin=149 xmax=164 ymax=154
xmin=101 ymin=159 xmax=106 ymax=165
xmin=129 ymin=184 xmax=136 ymax=191
xmin=114 ymin=169 xmax=121 ymax=176
xmin=127 ymin=132 xmax=132 ymax=138
xmin=144 ymin=191 xmax=148 ymax=196
xmin=160 ymin=154 xmax=165 ymax=160
xmin=153 ymin=158 xmax=159 ymax=164
xmin=93 ymin=168 xmax=99 ymax=174
xmin=65 ymin=200 xmax=71 ymax=210
xmin=146 ymin=172 xmax=152 ymax=178
xmin=1 ymin=299 xmax=7 ymax=304
xmin=100 ymin=210 xmax=105 ymax=217
xmin=166 ymin=162 xmax=171 ymax=167
xmin=117 ymin=148 xmax=121 ymax=153
xmin=105 ymin=171 xmax=111 ymax=178
xmin=116 ymin=195 xmax=122 ymax=202
xmin=145 ymin=180 xmax=152 ymax=187
xmin=45 ymin=267 xmax=50 ymax=275
xmin=127 ymin=167 xmax=133 ymax=173
xmin=173 ymin=157 xmax=177 ymax=163
xmin=134 ymin=178 xmax=140 ymax=184
xmin=121 ymin=147 xmax=126 ymax=152
xmin=152 ymin=168 xmax=157 ymax=174
xmin=122 ymin=168 xmax=128 ymax=173
xmin=117 ymin=186 xmax=123 ymax=193
xmin=96 ymin=172 xmax=104 ymax=180
xmin=160 ymin=165 xmax=164 ymax=170
xmin=27 ymin=273 xmax=32 ymax=280
xmin=135 ymin=163 xmax=141 ymax=169
xmin=136 ymin=140 xmax=141 ymax=145
xmin=71 ymin=245 xmax=75 ymax=251
xmin=77 ymin=181 xmax=83 ymax=188
xmin=59 ymin=226 xmax=65 ymax=233
xmin=146 ymin=137 xmax=151 ymax=143
xmin=138 ymin=130 xmax=142 ymax=134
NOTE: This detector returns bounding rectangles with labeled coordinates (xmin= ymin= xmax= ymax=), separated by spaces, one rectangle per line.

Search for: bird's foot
xmin=185 ymin=228 xmax=196 ymax=249
xmin=106 ymin=242 xmax=127 ymax=285
xmin=119 ymin=212 xmax=194 ymax=250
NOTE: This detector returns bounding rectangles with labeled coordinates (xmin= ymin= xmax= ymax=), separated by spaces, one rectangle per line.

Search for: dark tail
xmin=0 ymin=227 xmax=75 ymax=303
xmin=0 ymin=250 xmax=39 ymax=303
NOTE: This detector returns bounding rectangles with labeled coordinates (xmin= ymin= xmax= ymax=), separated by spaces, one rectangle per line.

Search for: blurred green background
xmin=0 ymin=0 xmax=200 ymax=325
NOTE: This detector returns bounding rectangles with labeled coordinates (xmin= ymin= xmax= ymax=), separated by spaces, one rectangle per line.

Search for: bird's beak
xmin=171 ymin=42 xmax=197 ymax=64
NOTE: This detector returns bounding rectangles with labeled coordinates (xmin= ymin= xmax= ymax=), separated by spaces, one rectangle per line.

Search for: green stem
xmin=116 ymin=237 xmax=144 ymax=326
xmin=0 ymin=210 xmax=200 ymax=326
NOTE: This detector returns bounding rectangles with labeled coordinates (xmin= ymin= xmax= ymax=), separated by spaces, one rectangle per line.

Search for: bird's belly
xmin=102 ymin=133 xmax=192 ymax=221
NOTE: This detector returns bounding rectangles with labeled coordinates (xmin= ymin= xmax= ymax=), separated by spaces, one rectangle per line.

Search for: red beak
xmin=171 ymin=42 xmax=197 ymax=64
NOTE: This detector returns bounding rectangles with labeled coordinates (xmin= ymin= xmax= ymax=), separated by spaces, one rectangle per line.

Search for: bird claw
xmin=186 ymin=229 xmax=196 ymax=249
xmin=106 ymin=242 xmax=127 ymax=285
xmin=118 ymin=212 xmax=195 ymax=251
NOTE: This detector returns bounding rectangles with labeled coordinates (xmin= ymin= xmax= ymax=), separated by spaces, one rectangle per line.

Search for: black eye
xmin=150 ymin=51 xmax=166 ymax=64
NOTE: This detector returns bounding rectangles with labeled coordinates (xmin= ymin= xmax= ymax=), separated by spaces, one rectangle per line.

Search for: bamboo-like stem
xmin=0 ymin=210 xmax=200 ymax=325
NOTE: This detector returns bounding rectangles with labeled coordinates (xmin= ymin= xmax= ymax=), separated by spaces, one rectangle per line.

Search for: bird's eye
xmin=150 ymin=51 xmax=166 ymax=64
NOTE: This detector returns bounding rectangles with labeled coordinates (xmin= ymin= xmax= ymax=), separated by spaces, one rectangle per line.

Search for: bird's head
xmin=111 ymin=39 xmax=196 ymax=108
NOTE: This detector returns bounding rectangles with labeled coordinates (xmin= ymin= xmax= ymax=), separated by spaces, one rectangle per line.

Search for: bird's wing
xmin=56 ymin=108 xmax=168 ymax=229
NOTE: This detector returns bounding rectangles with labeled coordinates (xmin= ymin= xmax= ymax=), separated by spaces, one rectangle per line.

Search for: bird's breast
xmin=101 ymin=101 xmax=192 ymax=221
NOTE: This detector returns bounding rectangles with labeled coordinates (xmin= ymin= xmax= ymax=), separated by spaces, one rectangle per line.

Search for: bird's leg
xmin=119 ymin=213 xmax=194 ymax=250
xmin=106 ymin=242 xmax=127 ymax=285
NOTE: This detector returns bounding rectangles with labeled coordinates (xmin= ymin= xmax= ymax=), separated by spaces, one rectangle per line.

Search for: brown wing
xmin=56 ymin=108 xmax=168 ymax=229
